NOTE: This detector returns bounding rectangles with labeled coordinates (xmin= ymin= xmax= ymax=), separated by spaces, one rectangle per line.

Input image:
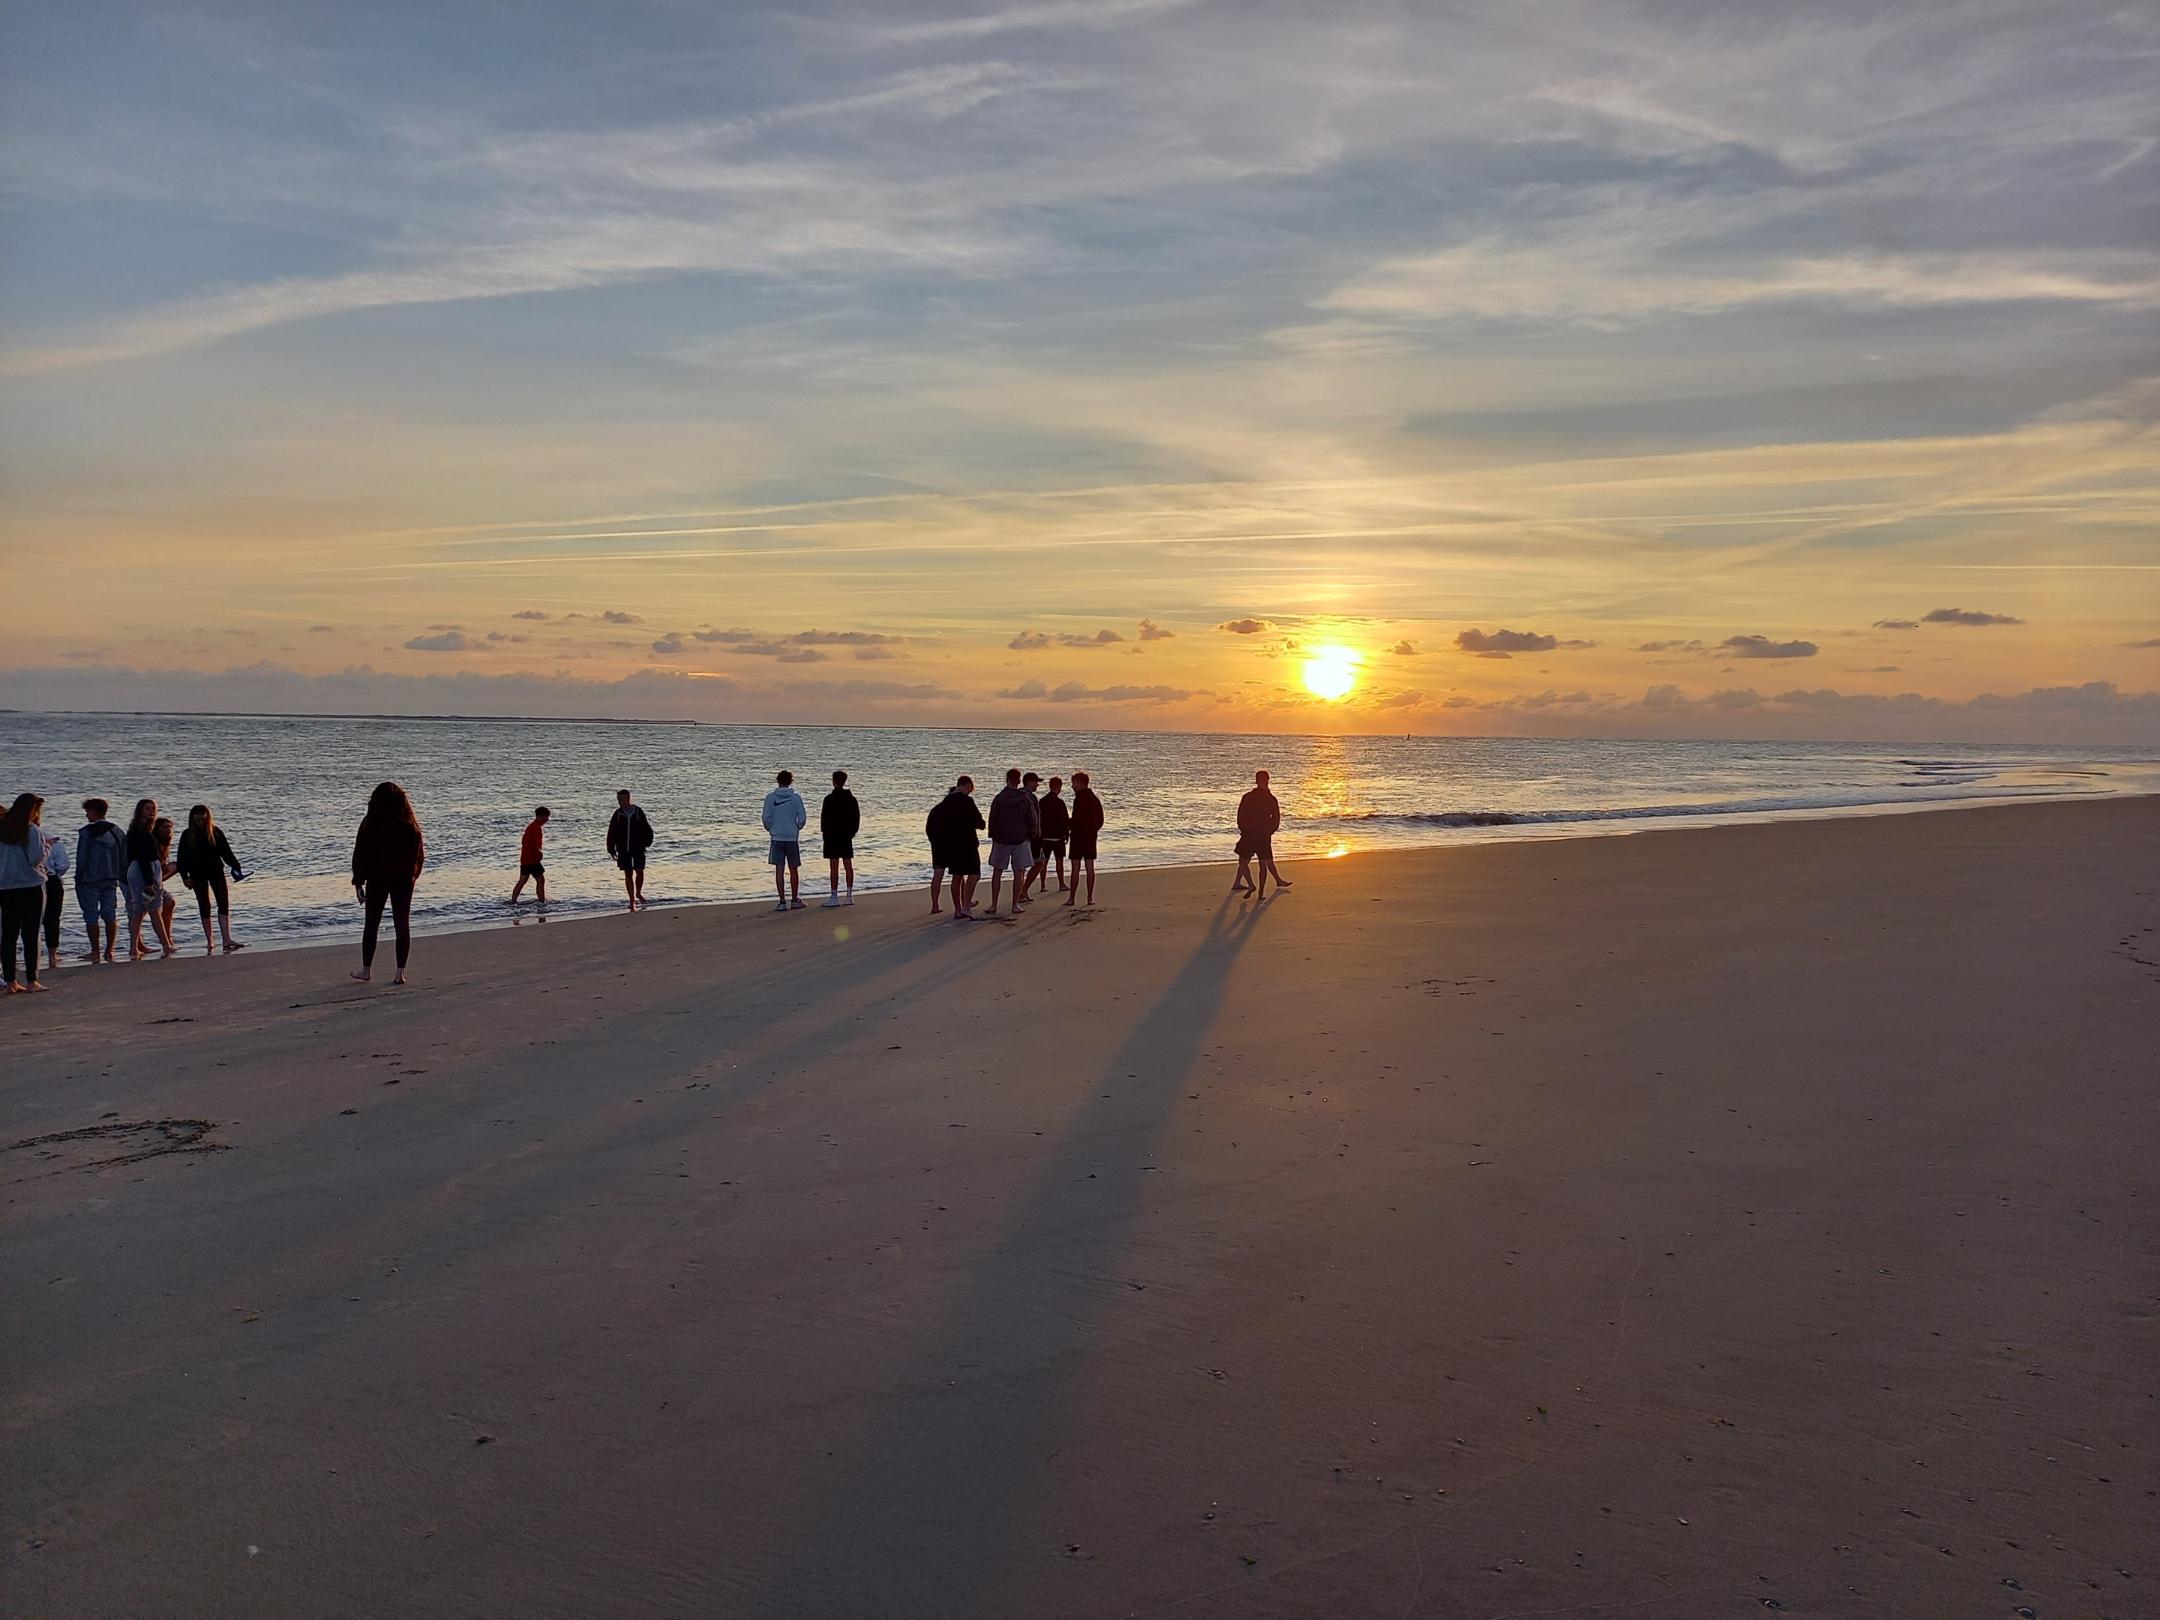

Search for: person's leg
xmin=789 ymin=852 xmax=801 ymax=904
xmin=622 ymin=865 xmax=636 ymax=909
xmin=390 ymin=886 xmax=413 ymax=981
xmin=930 ymin=867 xmax=944 ymax=913
xmin=827 ymin=856 xmax=840 ymax=898
xmin=988 ymin=865 xmax=1004 ymax=915
xmin=44 ymin=876 xmax=63 ymax=969
xmin=155 ymin=894 xmax=176 ymax=954
xmin=1085 ymin=857 xmax=1097 ymax=903
xmin=774 ymin=856 xmax=787 ymax=907
xmin=843 ymin=857 xmax=854 ymax=899
xmin=212 ymin=871 xmax=237 ymax=948
xmin=195 ymin=880 xmax=217 ymax=951
xmin=1266 ymin=852 xmax=1291 ymax=889
xmin=510 ymin=868 xmax=528 ymax=902
xmin=534 ymin=868 xmax=546 ymax=903
xmin=2 ymin=889 xmax=26 ymax=986
xmin=634 ymin=863 xmax=646 ymax=906
xmin=77 ymin=886 xmax=98 ymax=960
xmin=356 ymin=885 xmax=386 ymax=978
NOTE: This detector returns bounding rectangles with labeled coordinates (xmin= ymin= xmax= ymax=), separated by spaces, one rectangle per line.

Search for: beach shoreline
xmin=5 ymin=796 xmax=2156 ymax=1618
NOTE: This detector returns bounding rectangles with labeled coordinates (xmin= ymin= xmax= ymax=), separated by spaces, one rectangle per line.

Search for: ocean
xmin=3 ymin=712 xmax=2151 ymax=954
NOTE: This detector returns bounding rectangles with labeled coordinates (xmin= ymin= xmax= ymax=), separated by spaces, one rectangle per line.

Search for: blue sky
xmin=3 ymin=0 xmax=2156 ymax=737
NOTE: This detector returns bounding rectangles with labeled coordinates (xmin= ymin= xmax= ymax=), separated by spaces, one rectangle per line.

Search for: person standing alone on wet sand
xmin=606 ymin=789 xmax=653 ymax=911
xmin=351 ymin=782 xmax=425 ymax=985
xmin=510 ymin=806 xmax=549 ymax=904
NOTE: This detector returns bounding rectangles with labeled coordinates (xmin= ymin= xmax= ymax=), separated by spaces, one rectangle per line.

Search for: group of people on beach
xmin=0 ymin=793 xmax=247 ymax=992
xmin=1 ymin=766 xmax=1294 ymax=993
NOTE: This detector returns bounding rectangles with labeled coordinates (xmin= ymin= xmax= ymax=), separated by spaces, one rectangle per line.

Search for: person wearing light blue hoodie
xmin=761 ymin=770 xmax=809 ymax=912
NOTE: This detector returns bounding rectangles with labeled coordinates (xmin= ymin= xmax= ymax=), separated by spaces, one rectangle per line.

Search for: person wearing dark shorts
xmin=926 ymin=776 xmax=983 ymax=919
xmin=820 ymin=770 xmax=859 ymax=908
xmin=1234 ymin=769 xmax=1290 ymax=898
xmin=1065 ymin=771 xmax=1103 ymax=907
xmin=1034 ymin=775 xmax=1070 ymax=894
xmin=606 ymin=789 xmax=654 ymax=910
xmin=511 ymin=805 xmax=549 ymax=904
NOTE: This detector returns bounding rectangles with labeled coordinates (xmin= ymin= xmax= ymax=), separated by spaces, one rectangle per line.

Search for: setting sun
xmin=1301 ymin=645 xmax=1363 ymax=702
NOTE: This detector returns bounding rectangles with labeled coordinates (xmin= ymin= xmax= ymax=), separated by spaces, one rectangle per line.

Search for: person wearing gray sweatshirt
xmin=761 ymin=770 xmax=809 ymax=912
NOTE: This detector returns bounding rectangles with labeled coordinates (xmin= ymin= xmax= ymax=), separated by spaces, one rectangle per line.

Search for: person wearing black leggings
xmin=0 ymin=793 xmax=50 ymax=993
xmin=350 ymin=781 xmax=425 ymax=985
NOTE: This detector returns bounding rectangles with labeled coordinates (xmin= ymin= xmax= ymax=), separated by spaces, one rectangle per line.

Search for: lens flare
xmin=1300 ymin=645 xmax=1362 ymax=701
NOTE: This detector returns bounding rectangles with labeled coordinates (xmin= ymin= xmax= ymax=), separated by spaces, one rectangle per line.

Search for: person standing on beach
xmin=926 ymin=776 xmax=983 ymax=920
xmin=1234 ymin=770 xmax=1291 ymax=898
xmin=510 ymin=806 xmax=549 ymax=904
xmin=39 ymin=816 xmax=68 ymax=975
xmin=176 ymin=804 xmax=246 ymax=953
xmin=606 ymin=789 xmax=653 ymax=911
xmin=820 ymin=770 xmax=859 ymax=908
xmin=351 ymin=781 xmax=425 ymax=984
xmin=148 ymin=816 xmax=181 ymax=958
xmin=1065 ymin=771 xmax=1103 ymax=907
xmin=0 ymin=793 xmax=50 ymax=993
xmin=123 ymin=798 xmax=160 ymax=959
xmin=1034 ymin=775 xmax=1070 ymax=895
xmin=762 ymin=770 xmax=808 ymax=912
xmin=74 ymin=800 xmax=125 ymax=963
xmin=985 ymin=768 xmax=1040 ymax=917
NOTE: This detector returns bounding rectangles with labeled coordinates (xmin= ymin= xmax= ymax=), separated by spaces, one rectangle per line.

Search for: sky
xmin=2 ymin=0 xmax=2156 ymax=740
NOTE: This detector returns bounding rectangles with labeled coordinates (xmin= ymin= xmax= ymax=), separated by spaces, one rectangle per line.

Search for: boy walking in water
xmin=510 ymin=806 xmax=549 ymax=903
xmin=763 ymin=770 xmax=808 ymax=911
xmin=820 ymin=770 xmax=859 ymax=907
xmin=606 ymin=789 xmax=653 ymax=910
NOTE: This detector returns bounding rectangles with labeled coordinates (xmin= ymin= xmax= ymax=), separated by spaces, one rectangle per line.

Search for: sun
xmin=1300 ymin=644 xmax=1362 ymax=701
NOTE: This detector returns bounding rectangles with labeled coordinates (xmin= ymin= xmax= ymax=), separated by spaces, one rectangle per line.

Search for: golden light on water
xmin=1300 ymin=644 xmax=1362 ymax=701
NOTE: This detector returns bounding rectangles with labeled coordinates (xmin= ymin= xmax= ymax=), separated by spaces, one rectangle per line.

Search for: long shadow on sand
xmin=762 ymin=893 xmax=1272 ymax=1617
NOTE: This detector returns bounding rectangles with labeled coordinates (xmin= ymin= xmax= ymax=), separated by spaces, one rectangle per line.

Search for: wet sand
xmin=4 ymin=797 xmax=2156 ymax=1619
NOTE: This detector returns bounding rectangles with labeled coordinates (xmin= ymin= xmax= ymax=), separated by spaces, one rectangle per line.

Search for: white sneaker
xmin=843 ymin=892 xmax=855 ymax=906
xmin=822 ymin=893 xmax=842 ymax=908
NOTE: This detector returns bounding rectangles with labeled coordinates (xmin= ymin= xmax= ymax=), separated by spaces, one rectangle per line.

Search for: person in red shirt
xmin=510 ymin=805 xmax=550 ymax=904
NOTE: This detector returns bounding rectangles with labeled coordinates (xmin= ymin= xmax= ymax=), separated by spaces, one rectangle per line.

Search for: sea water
xmin=2 ymin=712 xmax=2151 ymax=953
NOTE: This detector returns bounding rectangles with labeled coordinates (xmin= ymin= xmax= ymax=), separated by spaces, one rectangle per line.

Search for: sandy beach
xmin=4 ymin=798 xmax=2155 ymax=1619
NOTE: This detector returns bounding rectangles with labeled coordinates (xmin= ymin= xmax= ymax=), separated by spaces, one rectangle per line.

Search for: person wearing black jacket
xmin=820 ymin=770 xmax=860 ymax=909
xmin=1234 ymin=769 xmax=1291 ymax=898
xmin=984 ymin=768 xmax=1041 ymax=917
xmin=1065 ymin=771 xmax=1103 ymax=907
xmin=176 ymin=803 xmax=247 ymax=954
xmin=1032 ymin=775 xmax=1071 ymax=895
xmin=605 ymin=788 xmax=655 ymax=911
xmin=924 ymin=776 xmax=983 ymax=919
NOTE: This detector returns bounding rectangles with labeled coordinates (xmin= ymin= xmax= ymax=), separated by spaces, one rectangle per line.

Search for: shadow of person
xmin=766 ymin=894 xmax=1270 ymax=1616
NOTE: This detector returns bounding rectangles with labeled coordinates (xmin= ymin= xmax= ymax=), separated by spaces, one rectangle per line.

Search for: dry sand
xmin=4 ymin=798 xmax=2156 ymax=1619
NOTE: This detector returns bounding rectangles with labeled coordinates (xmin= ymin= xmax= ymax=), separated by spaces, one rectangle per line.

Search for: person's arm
xmin=793 ymin=795 xmax=808 ymax=836
xmin=1268 ymin=798 xmax=1281 ymax=834
xmin=217 ymin=828 xmax=241 ymax=873
xmin=605 ymin=811 xmax=621 ymax=856
xmin=352 ymin=829 xmax=368 ymax=891
xmin=413 ymin=830 xmax=427 ymax=880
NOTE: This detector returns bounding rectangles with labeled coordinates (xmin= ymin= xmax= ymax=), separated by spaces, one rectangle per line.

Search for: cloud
xmin=852 ymin=645 xmax=906 ymax=661
xmin=863 ymin=0 xmax=1196 ymax=46
xmin=1388 ymin=640 xmax=1416 ymax=656
xmin=1871 ymin=619 xmax=1919 ymax=631
xmin=1635 ymin=639 xmax=1705 ymax=653
xmin=1455 ymin=628 xmax=1558 ymax=656
xmin=601 ymin=610 xmax=643 ymax=625
xmin=306 ymin=624 xmax=336 ymax=634
xmin=997 ymin=679 xmax=1193 ymax=704
xmin=693 ymin=627 xmax=758 ymax=643
xmin=1923 ymin=607 xmax=2024 ymax=627
xmin=512 ymin=610 xmax=550 ymax=621
xmin=1375 ymin=688 xmax=1424 ymax=708
xmin=1008 ymin=631 xmax=1053 ymax=650
xmin=776 ymin=648 xmax=829 ymax=663
xmin=1719 ymin=635 xmax=1819 ymax=659
xmin=650 ymin=634 xmax=686 ymax=655
xmin=788 ymin=629 xmax=905 ymax=646
xmin=486 ymin=630 xmax=531 ymax=643
xmin=1009 ymin=628 xmax=1127 ymax=650
xmin=1218 ymin=618 xmax=1275 ymax=635
xmin=404 ymin=630 xmax=487 ymax=653
xmin=1854 ymin=664 xmax=1903 ymax=673
xmin=1137 ymin=619 xmax=1174 ymax=641
xmin=775 ymin=678 xmax=954 ymax=701
xmin=2124 ymin=639 xmax=2160 ymax=650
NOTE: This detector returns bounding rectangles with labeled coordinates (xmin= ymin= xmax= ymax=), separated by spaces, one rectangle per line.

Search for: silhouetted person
xmin=1031 ymin=774 xmax=1069 ymax=894
xmin=351 ymin=781 xmax=425 ymax=984
xmin=926 ymin=776 xmax=983 ymax=920
xmin=1235 ymin=769 xmax=1290 ymax=898
xmin=607 ymin=788 xmax=653 ymax=910
xmin=176 ymin=803 xmax=246 ymax=953
xmin=821 ymin=770 xmax=859 ymax=907
xmin=985 ymin=768 xmax=1040 ymax=916
xmin=1065 ymin=771 xmax=1102 ymax=907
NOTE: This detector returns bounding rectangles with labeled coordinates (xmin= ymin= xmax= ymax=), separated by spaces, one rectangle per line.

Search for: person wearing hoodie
xmin=176 ymin=803 xmax=247 ymax=954
xmin=605 ymin=789 xmax=654 ymax=911
xmin=925 ymin=776 xmax=983 ymax=920
xmin=0 ymin=793 xmax=49 ymax=993
xmin=819 ymin=769 xmax=859 ymax=908
xmin=984 ymin=767 xmax=1041 ymax=917
xmin=1032 ymin=774 xmax=1070 ymax=895
xmin=74 ymin=799 xmax=126 ymax=963
xmin=1064 ymin=771 xmax=1104 ymax=908
xmin=762 ymin=770 xmax=809 ymax=912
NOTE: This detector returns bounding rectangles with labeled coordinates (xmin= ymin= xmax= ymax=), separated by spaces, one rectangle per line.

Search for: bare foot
xmin=25 ymin=981 xmax=49 ymax=993
xmin=225 ymin=939 xmax=246 ymax=952
xmin=391 ymin=972 xmax=408 ymax=985
xmin=5 ymin=983 xmax=20 ymax=994
xmin=350 ymin=968 xmax=371 ymax=982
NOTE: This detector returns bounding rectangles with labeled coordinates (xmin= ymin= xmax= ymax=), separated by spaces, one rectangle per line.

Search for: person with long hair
xmin=0 ymin=793 xmax=51 ymax=993
xmin=123 ymin=797 xmax=160 ymax=959
xmin=148 ymin=817 xmax=180 ymax=957
xmin=176 ymin=804 xmax=246 ymax=953
xmin=351 ymin=781 xmax=425 ymax=984
xmin=39 ymin=811 xmax=69 ymax=974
